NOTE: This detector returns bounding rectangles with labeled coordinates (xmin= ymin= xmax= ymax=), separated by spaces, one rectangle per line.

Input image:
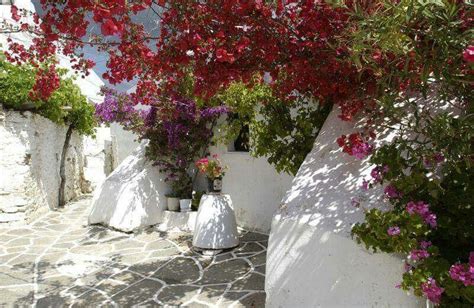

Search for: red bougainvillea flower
xmin=10 ymin=5 xmax=21 ymax=22
xmin=29 ymin=65 xmax=60 ymax=101
xmin=215 ymin=48 xmax=235 ymax=64
xmin=101 ymin=18 xmax=123 ymax=36
xmin=462 ymin=45 xmax=474 ymax=63
xmin=337 ymin=133 xmax=373 ymax=159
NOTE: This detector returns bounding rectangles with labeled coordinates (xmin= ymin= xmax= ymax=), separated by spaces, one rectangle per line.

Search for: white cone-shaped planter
xmin=193 ymin=194 xmax=239 ymax=249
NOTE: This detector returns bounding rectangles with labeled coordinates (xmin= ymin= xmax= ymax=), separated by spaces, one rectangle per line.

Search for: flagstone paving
xmin=0 ymin=196 xmax=267 ymax=307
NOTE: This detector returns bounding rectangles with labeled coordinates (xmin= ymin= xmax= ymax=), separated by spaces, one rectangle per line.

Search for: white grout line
xmin=31 ymin=199 xmax=92 ymax=307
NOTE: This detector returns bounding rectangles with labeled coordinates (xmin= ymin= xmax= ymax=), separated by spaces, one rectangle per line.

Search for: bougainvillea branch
xmin=2 ymin=1 xmax=377 ymax=115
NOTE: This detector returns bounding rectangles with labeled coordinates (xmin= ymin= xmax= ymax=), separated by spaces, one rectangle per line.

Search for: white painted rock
xmin=265 ymin=108 xmax=422 ymax=307
xmin=88 ymin=142 xmax=170 ymax=232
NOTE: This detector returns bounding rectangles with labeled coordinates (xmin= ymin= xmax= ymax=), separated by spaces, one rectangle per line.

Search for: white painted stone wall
xmin=83 ymin=126 xmax=114 ymax=189
xmin=265 ymin=108 xmax=422 ymax=307
xmin=208 ymin=147 xmax=294 ymax=233
xmin=0 ymin=108 xmax=88 ymax=225
xmin=1 ymin=0 xmax=111 ymax=191
xmin=110 ymin=123 xmax=140 ymax=164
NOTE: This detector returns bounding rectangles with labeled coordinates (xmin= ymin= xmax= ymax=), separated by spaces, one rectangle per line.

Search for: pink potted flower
xmin=196 ymin=155 xmax=228 ymax=193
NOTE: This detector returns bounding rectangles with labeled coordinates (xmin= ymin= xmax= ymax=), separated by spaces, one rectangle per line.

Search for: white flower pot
xmin=167 ymin=197 xmax=180 ymax=212
xmin=179 ymin=199 xmax=192 ymax=212
xmin=193 ymin=194 xmax=239 ymax=249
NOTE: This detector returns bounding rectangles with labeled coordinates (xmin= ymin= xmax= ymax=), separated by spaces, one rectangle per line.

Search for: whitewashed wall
xmin=265 ymin=107 xmax=422 ymax=307
xmin=0 ymin=109 xmax=88 ymax=225
xmin=110 ymin=123 xmax=140 ymax=164
xmin=1 ymin=0 xmax=111 ymax=191
xmin=208 ymin=146 xmax=293 ymax=233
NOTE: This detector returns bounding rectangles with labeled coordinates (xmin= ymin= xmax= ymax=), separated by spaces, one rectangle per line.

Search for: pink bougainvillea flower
xmin=351 ymin=142 xmax=373 ymax=159
xmin=351 ymin=197 xmax=360 ymax=208
xmin=449 ymin=251 xmax=474 ymax=286
xmin=420 ymin=241 xmax=432 ymax=249
xmin=409 ymin=249 xmax=430 ymax=261
xmin=361 ymin=179 xmax=369 ymax=190
xmin=462 ymin=45 xmax=474 ymax=63
xmin=421 ymin=278 xmax=444 ymax=304
xmin=384 ymin=184 xmax=400 ymax=199
xmin=370 ymin=165 xmax=389 ymax=183
xmin=406 ymin=201 xmax=437 ymax=228
xmin=387 ymin=226 xmax=400 ymax=236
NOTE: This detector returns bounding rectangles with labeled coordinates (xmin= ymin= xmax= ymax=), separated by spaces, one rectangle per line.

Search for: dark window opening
xmin=233 ymin=124 xmax=250 ymax=152
xmin=227 ymin=113 xmax=250 ymax=152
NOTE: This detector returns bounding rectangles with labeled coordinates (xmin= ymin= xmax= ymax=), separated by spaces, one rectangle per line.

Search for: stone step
xmin=0 ymin=212 xmax=26 ymax=223
xmin=0 ymin=195 xmax=29 ymax=207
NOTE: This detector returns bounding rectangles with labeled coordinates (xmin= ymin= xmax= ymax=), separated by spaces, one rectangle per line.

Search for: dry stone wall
xmin=0 ymin=107 xmax=89 ymax=225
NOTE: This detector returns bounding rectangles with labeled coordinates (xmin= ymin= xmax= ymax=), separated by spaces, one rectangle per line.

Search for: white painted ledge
xmin=156 ymin=211 xmax=198 ymax=232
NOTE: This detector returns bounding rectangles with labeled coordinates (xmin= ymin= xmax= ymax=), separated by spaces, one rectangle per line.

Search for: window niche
xmin=227 ymin=114 xmax=250 ymax=153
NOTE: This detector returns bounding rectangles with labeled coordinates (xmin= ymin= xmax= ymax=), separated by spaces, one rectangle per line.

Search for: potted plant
xmin=166 ymin=192 xmax=180 ymax=212
xmin=196 ymin=155 xmax=228 ymax=193
xmin=177 ymin=175 xmax=193 ymax=212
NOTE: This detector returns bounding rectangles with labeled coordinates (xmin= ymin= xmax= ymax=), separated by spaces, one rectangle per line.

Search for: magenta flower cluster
xmin=406 ymin=201 xmax=437 ymax=228
xmin=409 ymin=241 xmax=432 ymax=261
xmin=384 ymin=184 xmax=401 ymax=199
xmin=361 ymin=165 xmax=389 ymax=190
xmin=409 ymin=249 xmax=430 ymax=261
xmin=421 ymin=278 xmax=444 ymax=304
xmin=423 ymin=152 xmax=445 ymax=168
xmin=370 ymin=165 xmax=389 ymax=183
xmin=94 ymin=89 xmax=229 ymax=193
xmin=95 ymin=90 xmax=137 ymax=125
xmin=449 ymin=252 xmax=474 ymax=286
xmin=387 ymin=226 xmax=400 ymax=236
xmin=351 ymin=142 xmax=373 ymax=159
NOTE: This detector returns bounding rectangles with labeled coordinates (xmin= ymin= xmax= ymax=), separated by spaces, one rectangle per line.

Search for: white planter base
xmin=193 ymin=194 xmax=239 ymax=250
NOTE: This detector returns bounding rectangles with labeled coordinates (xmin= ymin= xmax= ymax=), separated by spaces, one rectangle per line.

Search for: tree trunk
xmin=58 ymin=125 xmax=73 ymax=208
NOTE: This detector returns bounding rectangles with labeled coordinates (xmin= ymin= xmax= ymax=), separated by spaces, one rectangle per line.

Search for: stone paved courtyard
xmin=0 ymin=196 xmax=268 ymax=307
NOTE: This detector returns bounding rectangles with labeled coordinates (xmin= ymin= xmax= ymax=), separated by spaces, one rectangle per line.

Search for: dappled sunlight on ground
xmin=0 ymin=196 xmax=267 ymax=307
